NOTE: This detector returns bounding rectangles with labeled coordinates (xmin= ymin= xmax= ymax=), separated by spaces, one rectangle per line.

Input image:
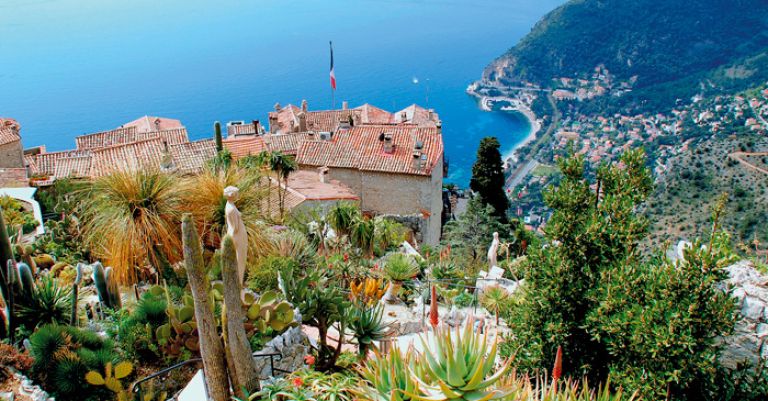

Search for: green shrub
xmin=247 ymin=255 xmax=299 ymax=293
xmin=16 ymin=275 xmax=71 ymax=329
xmin=0 ymin=195 xmax=38 ymax=235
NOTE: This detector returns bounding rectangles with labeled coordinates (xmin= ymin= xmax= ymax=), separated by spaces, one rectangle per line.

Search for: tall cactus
xmin=181 ymin=214 xmax=229 ymax=401
xmin=105 ymin=266 xmax=122 ymax=309
xmin=92 ymin=262 xmax=109 ymax=308
xmin=221 ymin=235 xmax=260 ymax=395
xmin=0 ymin=208 xmax=13 ymax=304
xmin=3 ymin=260 xmax=15 ymax=342
xmin=214 ymin=121 xmax=223 ymax=152
xmin=70 ymin=263 xmax=83 ymax=326
xmin=17 ymin=263 xmax=35 ymax=301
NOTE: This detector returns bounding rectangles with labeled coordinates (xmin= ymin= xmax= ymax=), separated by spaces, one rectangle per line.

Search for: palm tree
xmin=257 ymin=151 xmax=297 ymax=221
xmin=78 ymin=168 xmax=183 ymax=284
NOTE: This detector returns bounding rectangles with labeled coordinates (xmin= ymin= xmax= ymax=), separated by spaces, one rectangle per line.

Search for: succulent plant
xmin=0 ymin=209 xmax=13 ymax=305
xmin=105 ymin=266 xmax=122 ymax=309
xmin=17 ymin=262 xmax=35 ymax=300
xmin=350 ymin=304 xmax=392 ymax=359
xmin=350 ymin=277 xmax=388 ymax=306
xmin=356 ymin=345 xmax=421 ymax=401
xmin=413 ymin=322 xmax=511 ymax=400
xmin=155 ymin=286 xmax=199 ymax=357
xmin=85 ymin=361 xmax=134 ymax=401
xmin=33 ymin=253 xmax=56 ymax=270
xmin=92 ymin=262 xmax=121 ymax=310
xmin=234 ymin=287 xmax=296 ymax=334
xmin=384 ymin=254 xmax=419 ymax=282
xmin=70 ymin=263 xmax=83 ymax=326
xmin=14 ymin=243 xmax=37 ymax=275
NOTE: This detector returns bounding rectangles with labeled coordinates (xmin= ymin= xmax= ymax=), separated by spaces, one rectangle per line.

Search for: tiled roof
xmin=306 ymin=109 xmax=359 ymax=132
xmin=287 ymin=170 xmax=358 ymax=201
xmin=223 ymin=136 xmax=267 ymax=159
xmin=169 ymin=140 xmax=217 ymax=173
xmin=28 ymin=150 xmax=93 ymax=177
xmin=89 ymin=138 xmax=167 ymax=177
xmin=0 ymin=127 xmax=20 ymax=146
xmin=53 ymin=154 xmax=93 ymax=179
xmin=75 ymin=127 xmax=189 ymax=150
xmin=264 ymin=132 xmax=312 ymax=155
xmin=297 ymin=125 xmax=443 ymax=176
xmin=268 ymin=103 xmax=439 ymax=134
xmin=395 ymin=104 xmax=439 ymax=126
xmin=122 ymin=116 xmax=183 ymax=133
xmin=355 ymin=104 xmax=395 ymax=124
xmin=227 ymin=123 xmax=258 ymax=137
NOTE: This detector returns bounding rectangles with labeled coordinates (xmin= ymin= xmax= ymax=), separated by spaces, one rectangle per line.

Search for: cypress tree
xmin=469 ymin=137 xmax=510 ymax=221
xmin=214 ymin=121 xmax=223 ymax=152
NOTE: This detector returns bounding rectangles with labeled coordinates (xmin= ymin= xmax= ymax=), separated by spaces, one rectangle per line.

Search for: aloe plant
xmin=413 ymin=322 xmax=512 ymax=401
xmin=356 ymin=345 xmax=422 ymax=401
xmin=350 ymin=304 xmax=392 ymax=359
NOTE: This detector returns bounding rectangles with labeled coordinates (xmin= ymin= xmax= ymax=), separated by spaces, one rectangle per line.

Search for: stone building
xmin=0 ymin=118 xmax=28 ymax=187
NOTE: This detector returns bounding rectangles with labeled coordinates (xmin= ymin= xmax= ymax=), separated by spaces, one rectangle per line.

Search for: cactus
xmin=14 ymin=244 xmax=37 ymax=275
xmin=0 ymin=209 xmax=13 ymax=304
xmin=17 ymin=262 xmax=35 ymax=300
xmin=4 ymin=260 xmax=15 ymax=342
xmin=70 ymin=263 xmax=83 ymax=326
xmin=50 ymin=261 xmax=70 ymax=277
xmin=32 ymin=254 xmax=55 ymax=270
xmin=154 ymin=286 xmax=200 ymax=357
xmin=214 ymin=121 xmax=223 ymax=152
xmin=105 ymin=267 xmax=122 ymax=309
xmin=85 ymin=361 xmax=134 ymax=401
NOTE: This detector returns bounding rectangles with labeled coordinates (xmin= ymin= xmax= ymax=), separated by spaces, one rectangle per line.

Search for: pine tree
xmin=470 ymin=137 xmax=510 ymax=221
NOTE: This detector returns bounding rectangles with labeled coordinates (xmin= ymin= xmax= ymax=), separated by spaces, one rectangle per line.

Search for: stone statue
xmin=224 ymin=186 xmax=248 ymax=284
xmin=487 ymin=231 xmax=500 ymax=268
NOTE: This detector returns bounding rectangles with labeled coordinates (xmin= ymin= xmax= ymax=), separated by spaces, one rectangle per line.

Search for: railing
xmin=130 ymin=351 xmax=289 ymax=400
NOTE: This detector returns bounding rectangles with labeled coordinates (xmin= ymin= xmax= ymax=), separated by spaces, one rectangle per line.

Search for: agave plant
xmin=328 ymin=202 xmax=361 ymax=237
xmin=356 ymin=345 xmax=422 ymax=401
xmin=413 ymin=321 xmax=512 ymax=401
xmin=480 ymin=285 xmax=510 ymax=325
xmin=16 ymin=275 xmax=71 ymax=328
xmin=350 ymin=304 xmax=393 ymax=360
xmin=382 ymin=254 xmax=419 ymax=303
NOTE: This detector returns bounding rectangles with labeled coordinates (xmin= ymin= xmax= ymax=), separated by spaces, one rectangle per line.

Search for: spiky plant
xmin=328 ymin=201 xmax=361 ymax=237
xmin=356 ymin=345 xmax=422 ymax=401
xmin=350 ymin=304 xmax=392 ymax=360
xmin=17 ymin=275 xmax=71 ymax=328
xmin=180 ymin=164 xmax=270 ymax=255
xmin=414 ymin=322 xmax=511 ymax=401
xmin=480 ymin=285 xmax=510 ymax=325
xmin=351 ymin=217 xmax=376 ymax=256
xmin=78 ymin=168 xmax=183 ymax=284
xmin=269 ymin=228 xmax=318 ymax=268
xmin=384 ymin=254 xmax=419 ymax=282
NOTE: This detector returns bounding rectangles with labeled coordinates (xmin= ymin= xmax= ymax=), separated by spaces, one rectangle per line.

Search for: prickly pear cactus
xmin=155 ymin=286 xmax=200 ymax=357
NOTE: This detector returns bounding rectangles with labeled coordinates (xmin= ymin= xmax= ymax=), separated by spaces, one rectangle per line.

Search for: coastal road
xmin=506 ymin=159 xmax=540 ymax=190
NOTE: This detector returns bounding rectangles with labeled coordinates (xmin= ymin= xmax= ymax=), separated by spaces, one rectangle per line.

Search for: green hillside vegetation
xmin=487 ymin=0 xmax=768 ymax=112
xmin=643 ymin=133 xmax=768 ymax=251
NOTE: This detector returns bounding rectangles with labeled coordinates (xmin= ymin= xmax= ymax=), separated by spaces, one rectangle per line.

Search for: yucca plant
xmin=480 ymin=286 xmax=511 ymax=325
xmin=351 ymin=217 xmax=377 ymax=257
xmin=413 ymin=321 xmax=512 ymax=401
xmin=180 ymin=164 xmax=270 ymax=254
xmin=78 ymin=168 xmax=183 ymax=284
xmin=356 ymin=345 xmax=422 ymax=401
xmin=17 ymin=275 xmax=71 ymax=328
xmin=350 ymin=304 xmax=393 ymax=360
xmin=328 ymin=202 xmax=361 ymax=237
xmin=383 ymin=254 xmax=419 ymax=303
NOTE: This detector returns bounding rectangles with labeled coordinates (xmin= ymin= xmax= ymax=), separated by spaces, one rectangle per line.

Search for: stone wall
xmin=0 ymin=140 xmax=24 ymax=169
xmin=719 ymin=260 xmax=768 ymax=369
xmin=253 ymin=308 xmax=308 ymax=379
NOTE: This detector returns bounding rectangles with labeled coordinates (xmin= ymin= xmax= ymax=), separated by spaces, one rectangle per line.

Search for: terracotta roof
xmin=75 ymin=127 xmax=189 ymax=150
xmin=297 ymin=125 xmax=443 ymax=176
xmin=53 ymin=154 xmax=93 ymax=179
xmin=306 ymin=109 xmax=359 ymax=132
xmin=355 ymin=104 xmax=395 ymax=124
xmin=227 ymin=123 xmax=258 ymax=137
xmin=269 ymin=103 xmax=439 ymax=134
xmin=286 ymin=170 xmax=358 ymax=201
xmin=169 ymin=140 xmax=217 ymax=173
xmin=122 ymin=116 xmax=183 ymax=133
xmin=394 ymin=104 xmax=439 ymax=126
xmin=0 ymin=126 xmax=20 ymax=146
xmin=261 ymin=177 xmax=306 ymax=217
xmin=28 ymin=150 xmax=93 ymax=177
xmin=89 ymin=138 xmax=167 ymax=177
xmin=223 ymin=136 xmax=267 ymax=159
xmin=264 ymin=132 xmax=312 ymax=155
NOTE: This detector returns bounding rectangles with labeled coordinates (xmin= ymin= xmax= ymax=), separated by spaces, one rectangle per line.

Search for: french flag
xmin=329 ymin=41 xmax=337 ymax=90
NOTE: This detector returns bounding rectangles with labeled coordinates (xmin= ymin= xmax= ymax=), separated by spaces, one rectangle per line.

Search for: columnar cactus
xmin=92 ymin=262 xmax=121 ymax=310
xmin=70 ymin=263 xmax=83 ymax=326
xmin=14 ymin=244 xmax=37 ymax=275
xmin=221 ymin=235 xmax=260 ymax=395
xmin=17 ymin=262 xmax=35 ymax=300
xmin=0 ymin=209 xmax=13 ymax=304
xmin=3 ymin=260 xmax=15 ymax=341
xmin=181 ymin=214 xmax=229 ymax=401
xmin=214 ymin=121 xmax=223 ymax=152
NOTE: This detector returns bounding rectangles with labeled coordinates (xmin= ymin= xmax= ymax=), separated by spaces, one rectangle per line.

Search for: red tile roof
xmin=169 ymin=140 xmax=217 ymax=173
xmin=75 ymin=127 xmax=189 ymax=150
xmin=287 ymin=170 xmax=358 ymax=201
xmin=223 ymin=136 xmax=267 ymax=159
xmin=297 ymin=125 xmax=443 ymax=176
xmin=28 ymin=150 xmax=93 ymax=177
xmin=122 ymin=115 xmax=183 ymax=133
xmin=264 ymin=132 xmax=313 ymax=155
xmin=53 ymin=154 xmax=93 ymax=179
xmin=89 ymin=138 xmax=167 ymax=177
xmin=0 ymin=126 xmax=20 ymax=146
xmin=268 ymin=103 xmax=440 ymax=134
xmin=227 ymin=123 xmax=259 ymax=137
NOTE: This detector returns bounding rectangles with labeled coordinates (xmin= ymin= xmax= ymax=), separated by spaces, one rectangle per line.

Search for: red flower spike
xmin=292 ymin=377 xmax=304 ymax=387
xmin=552 ymin=346 xmax=563 ymax=382
xmin=429 ymin=285 xmax=439 ymax=328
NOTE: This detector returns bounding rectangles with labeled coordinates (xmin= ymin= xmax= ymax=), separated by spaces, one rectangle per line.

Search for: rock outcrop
xmin=719 ymin=260 xmax=768 ymax=369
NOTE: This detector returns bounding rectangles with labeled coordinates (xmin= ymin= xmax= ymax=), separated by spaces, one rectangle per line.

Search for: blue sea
xmin=0 ymin=0 xmax=561 ymax=185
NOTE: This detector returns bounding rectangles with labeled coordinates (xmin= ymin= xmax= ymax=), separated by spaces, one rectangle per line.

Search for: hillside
xmin=484 ymin=0 xmax=768 ymax=112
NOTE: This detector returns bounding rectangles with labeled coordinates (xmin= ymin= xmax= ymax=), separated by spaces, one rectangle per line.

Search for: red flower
xmin=343 ymin=253 xmax=349 ymax=262
xmin=429 ymin=286 xmax=439 ymax=328
xmin=304 ymin=355 xmax=316 ymax=366
xmin=552 ymin=346 xmax=563 ymax=382
xmin=292 ymin=377 xmax=304 ymax=387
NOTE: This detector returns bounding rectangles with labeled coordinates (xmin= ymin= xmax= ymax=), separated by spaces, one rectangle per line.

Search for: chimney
xmin=301 ymin=99 xmax=308 ymax=112
xmin=400 ymin=111 xmax=408 ymax=122
xmin=297 ymin=112 xmax=307 ymax=131
xmin=342 ymin=101 xmax=348 ymax=110
xmin=428 ymin=109 xmax=435 ymax=121
xmin=436 ymin=120 xmax=442 ymax=134
xmin=381 ymin=133 xmax=394 ymax=154
xmin=318 ymin=166 xmax=329 ymax=183
xmin=274 ymin=102 xmax=282 ymax=111
xmin=412 ymin=150 xmax=422 ymax=170
xmin=268 ymin=113 xmax=278 ymax=134
xmin=251 ymin=120 xmax=261 ymax=136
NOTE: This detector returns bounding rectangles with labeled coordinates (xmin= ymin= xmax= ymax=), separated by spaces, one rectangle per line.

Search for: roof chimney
xmin=268 ymin=113 xmax=278 ymax=134
xmin=400 ymin=111 xmax=408 ymax=122
xmin=436 ymin=120 xmax=442 ymax=134
xmin=412 ymin=150 xmax=422 ymax=170
xmin=342 ymin=101 xmax=348 ymax=110
xmin=274 ymin=102 xmax=282 ymax=111
xmin=318 ymin=166 xmax=329 ymax=183
xmin=381 ymin=133 xmax=394 ymax=154
xmin=428 ymin=109 xmax=435 ymax=121
xmin=301 ymin=99 xmax=308 ymax=112
xmin=297 ymin=112 xmax=307 ymax=131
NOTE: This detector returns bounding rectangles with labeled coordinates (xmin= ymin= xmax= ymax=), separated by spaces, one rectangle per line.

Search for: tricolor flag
xmin=329 ymin=41 xmax=337 ymax=90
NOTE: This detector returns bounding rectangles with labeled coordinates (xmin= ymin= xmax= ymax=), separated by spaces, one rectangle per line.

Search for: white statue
xmin=487 ymin=231 xmax=500 ymax=268
xmin=224 ymin=186 xmax=248 ymax=285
